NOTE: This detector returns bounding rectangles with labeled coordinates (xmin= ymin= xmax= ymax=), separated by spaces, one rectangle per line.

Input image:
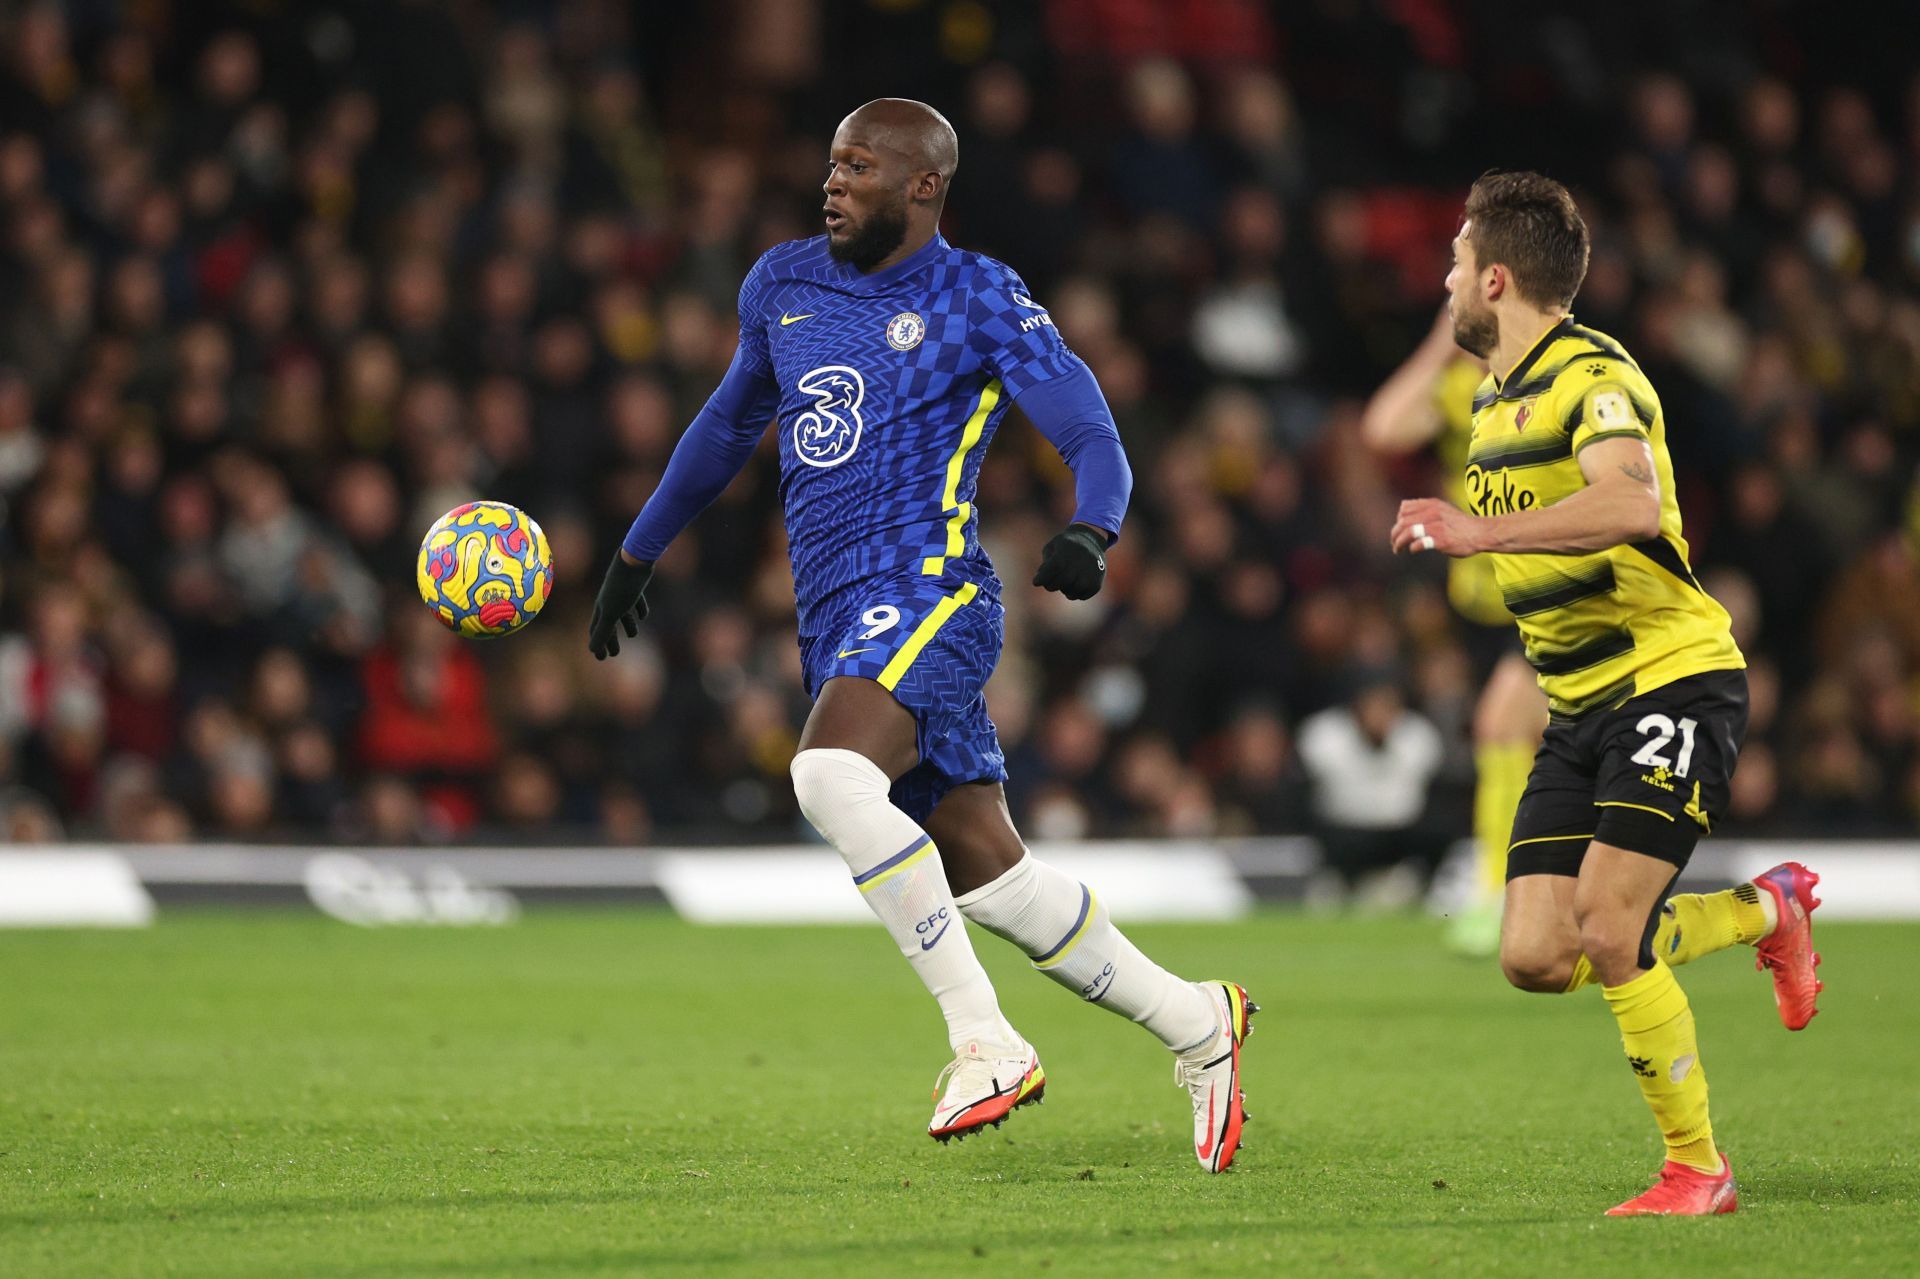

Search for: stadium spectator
xmin=1297 ymin=673 xmax=1446 ymax=903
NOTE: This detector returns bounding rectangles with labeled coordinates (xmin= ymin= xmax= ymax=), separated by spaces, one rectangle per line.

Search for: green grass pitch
xmin=2 ymin=909 xmax=1915 ymax=1276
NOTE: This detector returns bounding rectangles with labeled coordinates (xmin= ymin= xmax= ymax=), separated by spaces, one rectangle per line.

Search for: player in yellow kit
xmin=1390 ymin=172 xmax=1824 ymax=1215
xmin=1363 ymin=311 xmax=1543 ymax=956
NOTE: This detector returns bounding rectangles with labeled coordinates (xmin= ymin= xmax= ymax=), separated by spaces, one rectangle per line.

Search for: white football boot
xmin=928 ymin=1038 xmax=1045 ymax=1142
xmin=1174 ymin=981 xmax=1257 ymax=1172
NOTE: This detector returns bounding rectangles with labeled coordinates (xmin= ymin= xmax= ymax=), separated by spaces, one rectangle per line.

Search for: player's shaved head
xmin=823 ymin=99 xmax=960 ymax=272
xmin=838 ymin=98 xmax=960 ymax=189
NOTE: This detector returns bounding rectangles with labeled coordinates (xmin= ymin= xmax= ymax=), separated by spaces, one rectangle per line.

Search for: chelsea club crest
xmin=885 ymin=311 xmax=926 ymax=351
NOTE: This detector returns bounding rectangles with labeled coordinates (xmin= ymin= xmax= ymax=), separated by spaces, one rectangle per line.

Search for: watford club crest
xmin=1515 ymin=397 xmax=1538 ymax=430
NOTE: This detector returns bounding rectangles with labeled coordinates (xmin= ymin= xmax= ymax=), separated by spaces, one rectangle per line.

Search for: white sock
xmin=790 ymin=748 xmax=1016 ymax=1053
xmin=955 ymin=854 xmax=1217 ymax=1052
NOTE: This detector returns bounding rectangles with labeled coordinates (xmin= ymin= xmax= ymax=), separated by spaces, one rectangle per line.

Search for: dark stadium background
xmin=4 ymin=0 xmax=1918 ymax=854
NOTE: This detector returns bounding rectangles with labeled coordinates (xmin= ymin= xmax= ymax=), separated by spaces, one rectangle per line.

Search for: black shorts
xmin=1506 ymin=668 xmax=1749 ymax=878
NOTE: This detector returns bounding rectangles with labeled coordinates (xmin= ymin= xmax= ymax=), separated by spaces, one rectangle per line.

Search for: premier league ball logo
xmin=885 ymin=311 xmax=926 ymax=351
xmin=792 ymin=364 xmax=866 ymax=468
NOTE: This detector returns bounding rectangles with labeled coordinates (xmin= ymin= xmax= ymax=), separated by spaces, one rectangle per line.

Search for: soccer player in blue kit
xmin=589 ymin=99 xmax=1255 ymax=1170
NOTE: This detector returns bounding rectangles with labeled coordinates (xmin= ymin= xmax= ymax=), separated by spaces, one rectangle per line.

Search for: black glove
xmin=1032 ymin=524 xmax=1109 ymax=600
xmin=587 ymin=553 xmax=655 ymax=659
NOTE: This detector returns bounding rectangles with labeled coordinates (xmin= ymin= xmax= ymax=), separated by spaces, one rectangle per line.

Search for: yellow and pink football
xmin=416 ymin=501 xmax=554 ymax=638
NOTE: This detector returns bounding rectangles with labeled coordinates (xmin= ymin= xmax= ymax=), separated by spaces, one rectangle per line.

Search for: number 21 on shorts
xmin=1631 ymin=714 xmax=1697 ymax=775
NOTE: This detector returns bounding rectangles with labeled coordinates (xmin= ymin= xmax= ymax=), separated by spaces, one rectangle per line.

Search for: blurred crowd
xmin=4 ymin=0 xmax=1920 ymax=848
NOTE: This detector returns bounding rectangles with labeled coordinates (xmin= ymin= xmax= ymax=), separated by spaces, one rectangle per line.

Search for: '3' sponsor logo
xmin=792 ymin=365 xmax=865 ymax=468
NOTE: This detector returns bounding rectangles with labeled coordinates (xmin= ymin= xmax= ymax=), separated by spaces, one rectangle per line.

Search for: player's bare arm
xmin=1361 ymin=307 xmax=1479 ymax=454
xmin=1390 ymin=434 xmax=1660 ymax=558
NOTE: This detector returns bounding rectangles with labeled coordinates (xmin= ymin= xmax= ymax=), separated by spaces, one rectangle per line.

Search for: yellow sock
xmin=1563 ymin=884 xmax=1768 ymax=991
xmin=1602 ymin=962 xmax=1718 ymax=1172
xmin=1473 ymin=742 xmax=1533 ymax=896
xmin=1654 ymin=883 xmax=1769 ymax=964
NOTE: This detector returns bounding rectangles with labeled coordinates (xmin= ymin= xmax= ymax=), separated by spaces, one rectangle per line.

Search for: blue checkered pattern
xmin=798 ymin=573 xmax=1008 ymax=823
xmin=742 ymin=235 xmax=1085 ymax=635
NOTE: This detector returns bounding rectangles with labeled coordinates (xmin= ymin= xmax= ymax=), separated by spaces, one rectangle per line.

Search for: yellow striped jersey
xmin=1462 ymin=318 xmax=1744 ymax=714
xmin=1433 ymin=356 xmax=1510 ymax=627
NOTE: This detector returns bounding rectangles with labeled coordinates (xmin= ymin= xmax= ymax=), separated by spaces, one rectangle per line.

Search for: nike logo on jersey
xmin=836 ymin=646 xmax=875 ymax=659
xmin=780 ymin=312 xmax=816 ymax=325
xmin=920 ymin=918 xmax=952 ymax=950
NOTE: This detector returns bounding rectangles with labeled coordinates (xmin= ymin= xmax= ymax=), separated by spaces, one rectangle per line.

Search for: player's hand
xmin=1032 ymin=523 xmax=1108 ymax=599
xmin=1422 ymin=303 xmax=1459 ymax=352
xmin=588 ymin=551 xmax=655 ymax=659
xmin=1390 ymin=498 xmax=1483 ymax=558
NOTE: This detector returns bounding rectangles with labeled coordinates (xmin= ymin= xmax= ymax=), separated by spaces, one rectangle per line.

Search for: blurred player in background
xmin=1363 ymin=309 xmax=1541 ymax=956
xmin=1391 ymin=172 xmax=1824 ymax=1215
xmin=589 ymin=100 xmax=1254 ymax=1171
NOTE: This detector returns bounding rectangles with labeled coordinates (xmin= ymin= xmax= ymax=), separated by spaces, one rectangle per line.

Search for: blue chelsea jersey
xmin=734 ymin=234 xmax=1085 ymax=635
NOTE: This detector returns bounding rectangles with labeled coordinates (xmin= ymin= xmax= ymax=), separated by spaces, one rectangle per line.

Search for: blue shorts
xmin=798 ymin=574 xmax=1008 ymax=822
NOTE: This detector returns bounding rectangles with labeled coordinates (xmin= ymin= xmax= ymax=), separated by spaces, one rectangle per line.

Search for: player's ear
xmin=1484 ymin=263 xmax=1507 ymax=303
xmin=915 ymin=170 xmax=944 ymax=205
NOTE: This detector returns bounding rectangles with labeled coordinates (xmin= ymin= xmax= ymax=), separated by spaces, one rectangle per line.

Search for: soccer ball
xmin=416 ymin=501 xmax=554 ymax=638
